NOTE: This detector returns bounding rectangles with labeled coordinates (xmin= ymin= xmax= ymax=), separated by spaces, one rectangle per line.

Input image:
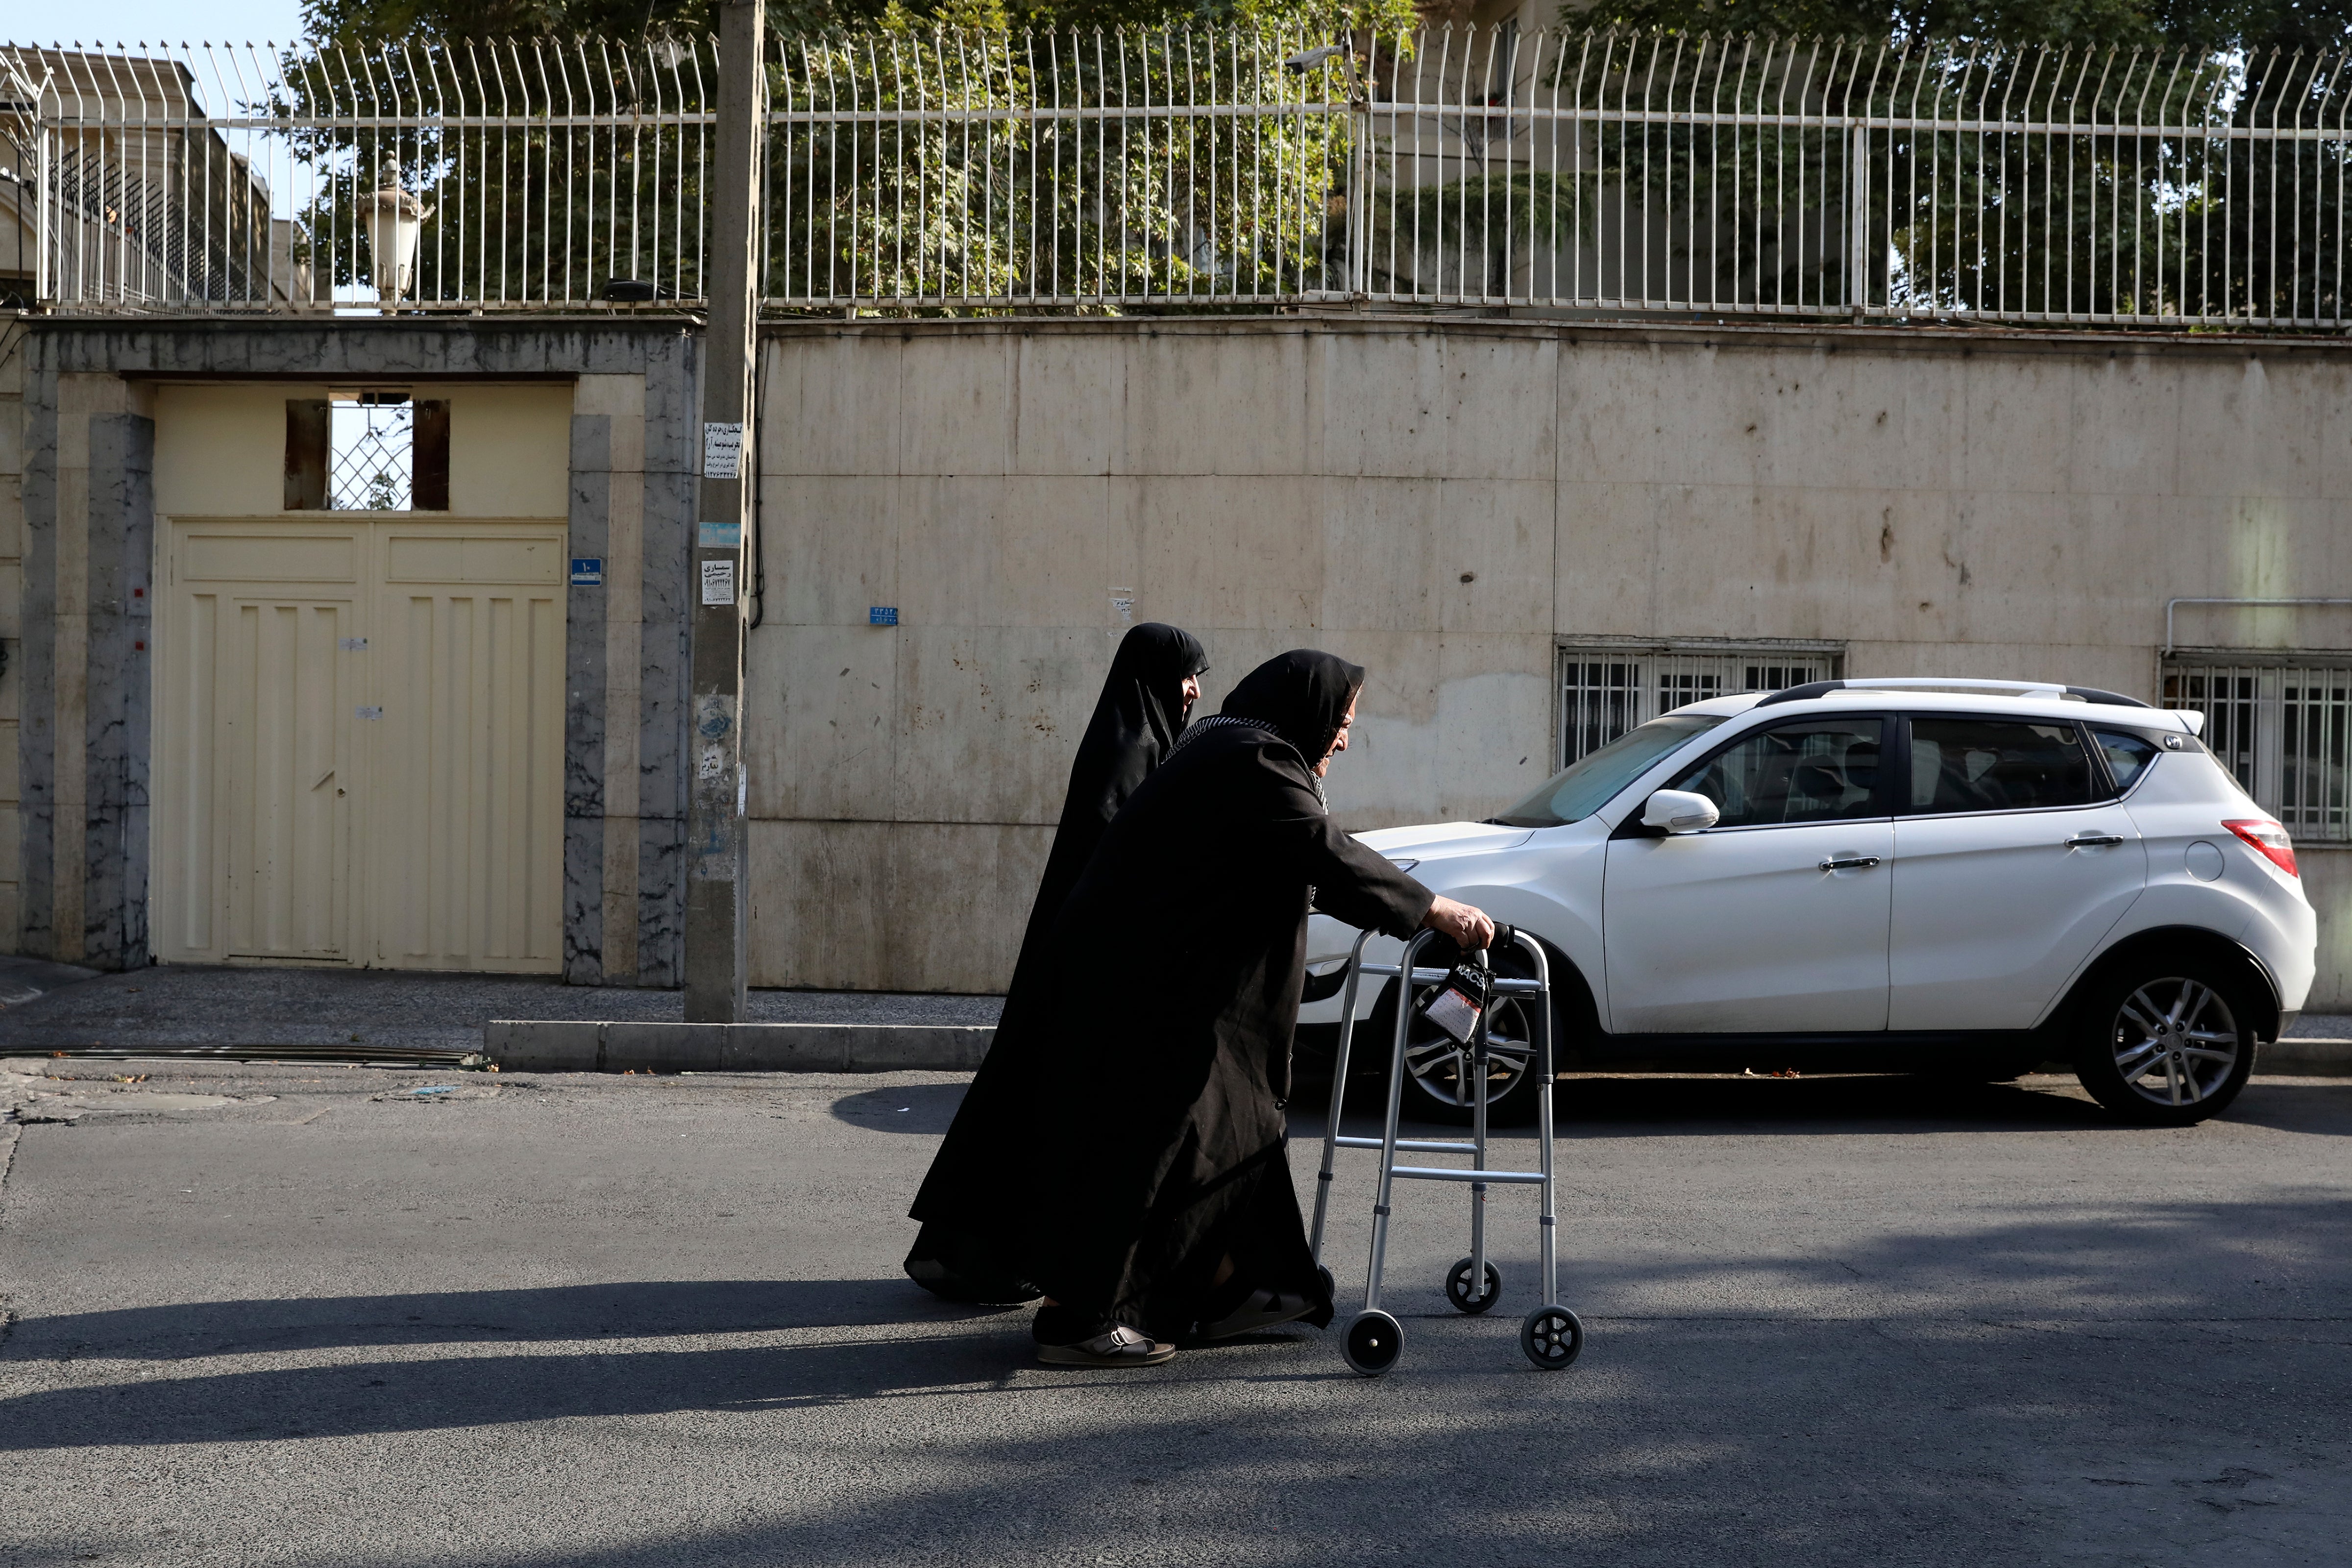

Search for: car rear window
xmin=1907 ymin=717 xmax=2097 ymax=812
xmin=2090 ymin=728 xmax=2161 ymax=794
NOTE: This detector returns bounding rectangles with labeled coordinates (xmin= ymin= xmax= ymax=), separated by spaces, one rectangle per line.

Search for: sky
xmin=16 ymin=0 xmax=308 ymax=45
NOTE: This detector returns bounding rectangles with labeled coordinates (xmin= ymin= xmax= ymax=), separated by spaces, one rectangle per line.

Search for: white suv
xmin=1301 ymin=678 xmax=2316 ymax=1127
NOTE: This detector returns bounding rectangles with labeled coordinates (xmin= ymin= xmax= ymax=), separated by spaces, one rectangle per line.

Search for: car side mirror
xmin=1641 ymin=789 xmax=1719 ymax=834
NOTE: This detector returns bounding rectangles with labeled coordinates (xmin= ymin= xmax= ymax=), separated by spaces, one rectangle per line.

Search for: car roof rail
xmin=1752 ymin=680 xmax=1845 ymax=707
xmin=1753 ymin=677 xmax=2155 ymax=710
xmin=2059 ymin=685 xmax=2155 ymax=710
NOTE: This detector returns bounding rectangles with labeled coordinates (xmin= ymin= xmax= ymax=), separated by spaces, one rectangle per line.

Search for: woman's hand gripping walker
xmin=1305 ymin=923 xmax=1585 ymax=1375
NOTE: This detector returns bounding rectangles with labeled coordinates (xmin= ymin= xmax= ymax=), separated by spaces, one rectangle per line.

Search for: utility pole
xmin=685 ymin=0 xmax=763 ymax=1022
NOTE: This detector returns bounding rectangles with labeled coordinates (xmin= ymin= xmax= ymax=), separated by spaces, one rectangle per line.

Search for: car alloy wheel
xmin=1400 ymin=988 xmax=1538 ymax=1121
xmin=2109 ymin=976 xmax=2240 ymax=1109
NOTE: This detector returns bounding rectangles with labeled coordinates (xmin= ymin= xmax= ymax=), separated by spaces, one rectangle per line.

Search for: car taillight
xmin=2224 ymin=819 xmax=2299 ymax=877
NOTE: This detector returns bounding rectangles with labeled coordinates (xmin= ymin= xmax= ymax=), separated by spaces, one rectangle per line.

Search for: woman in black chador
xmin=1015 ymin=649 xmax=1494 ymax=1368
xmin=905 ymin=621 xmax=1210 ymax=1302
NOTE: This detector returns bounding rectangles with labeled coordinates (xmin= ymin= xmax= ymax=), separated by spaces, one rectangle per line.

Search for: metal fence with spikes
xmin=5 ymin=28 xmax=2352 ymax=326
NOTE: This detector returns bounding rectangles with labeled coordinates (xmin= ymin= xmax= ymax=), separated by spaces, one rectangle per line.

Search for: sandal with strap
xmin=1035 ymin=1323 xmax=1177 ymax=1368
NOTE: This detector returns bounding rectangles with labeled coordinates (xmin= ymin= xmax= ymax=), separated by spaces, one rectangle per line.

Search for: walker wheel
xmin=1342 ymin=1310 xmax=1404 ymax=1376
xmin=1316 ymin=1265 xmax=1337 ymax=1304
xmin=1445 ymin=1257 xmax=1503 ymax=1315
xmin=1519 ymin=1304 xmax=1584 ymax=1370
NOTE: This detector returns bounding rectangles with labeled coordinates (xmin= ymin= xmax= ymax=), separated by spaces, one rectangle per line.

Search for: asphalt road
xmin=1 ymin=1060 xmax=2346 ymax=1568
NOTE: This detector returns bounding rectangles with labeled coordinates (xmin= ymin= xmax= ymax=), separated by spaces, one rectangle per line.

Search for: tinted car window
xmin=1907 ymin=717 xmax=2096 ymax=812
xmin=1671 ymin=719 xmax=1885 ymax=828
xmin=2091 ymin=728 xmax=2161 ymax=794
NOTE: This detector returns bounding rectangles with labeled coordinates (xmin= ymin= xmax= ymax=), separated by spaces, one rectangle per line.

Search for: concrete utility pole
xmin=685 ymin=0 xmax=764 ymax=1022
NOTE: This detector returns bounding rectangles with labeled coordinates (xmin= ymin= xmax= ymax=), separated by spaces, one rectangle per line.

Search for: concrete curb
xmin=2263 ymin=1038 xmax=2352 ymax=1076
xmin=485 ymin=1020 xmax=994 ymax=1073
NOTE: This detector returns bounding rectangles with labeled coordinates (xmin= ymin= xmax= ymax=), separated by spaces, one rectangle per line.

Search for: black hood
xmin=1219 ymin=648 xmax=1364 ymax=765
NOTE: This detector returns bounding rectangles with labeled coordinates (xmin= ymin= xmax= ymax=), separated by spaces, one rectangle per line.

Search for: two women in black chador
xmin=907 ymin=632 xmax=1495 ymax=1369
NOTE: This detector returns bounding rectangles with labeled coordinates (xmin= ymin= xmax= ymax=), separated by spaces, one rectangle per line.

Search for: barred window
xmin=2164 ymin=660 xmax=2352 ymax=842
xmin=1557 ymin=645 xmax=1842 ymax=767
xmin=283 ymin=391 xmax=449 ymax=512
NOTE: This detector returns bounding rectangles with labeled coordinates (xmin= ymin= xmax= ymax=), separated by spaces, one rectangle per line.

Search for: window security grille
xmin=332 ymin=393 xmax=416 ymax=511
xmin=1557 ymin=647 xmax=1841 ymax=767
xmin=286 ymin=392 xmax=451 ymax=512
xmin=2164 ymin=661 xmax=2352 ymax=842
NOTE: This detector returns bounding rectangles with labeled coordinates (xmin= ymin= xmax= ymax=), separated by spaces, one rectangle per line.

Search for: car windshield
xmin=1488 ymin=714 xmax=1727 ymax=828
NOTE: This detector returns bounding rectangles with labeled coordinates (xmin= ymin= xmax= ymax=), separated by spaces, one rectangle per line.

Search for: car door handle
xmin=2065 ymin=833 xmax=2126 ymax=848
xmin=1818 ymin=856 xmax=1882 ymax=871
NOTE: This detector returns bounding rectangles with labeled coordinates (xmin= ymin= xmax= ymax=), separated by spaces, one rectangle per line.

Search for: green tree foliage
xmin=298 ymin=0 xmax=723 ymax=44
xmin=1566 ymin=0 xmax=2352 ymax=52
xmin=770 ymin=17 xmax=1373 ymax=306
xmin=295 ymin=0 xmax=1406 ymax=44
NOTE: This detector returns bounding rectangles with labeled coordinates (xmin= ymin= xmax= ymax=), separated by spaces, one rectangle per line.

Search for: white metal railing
xmin=0 ymin=38 xmax=717 ymax=310
xmin=9 ymin=28 xmax=2352 ymax=325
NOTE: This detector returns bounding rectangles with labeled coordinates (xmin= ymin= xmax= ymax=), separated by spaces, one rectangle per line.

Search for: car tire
xmin=1345 ymin=955 xmax=1552 ymax=1128
xmin=2070 ymin=954 xmax=2259 ymax=1126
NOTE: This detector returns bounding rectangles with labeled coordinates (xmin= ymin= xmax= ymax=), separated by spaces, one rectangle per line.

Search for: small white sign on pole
xmin=702 ymin=421 xmax=744 ymax=479
xmin=700 ymin=559 xmax=737 ymax=606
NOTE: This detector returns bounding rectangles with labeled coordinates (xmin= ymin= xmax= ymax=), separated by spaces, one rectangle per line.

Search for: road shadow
xmin=830 ymin=1081 xmax=968 ymax=1134
xmin=2 ymin=1278 xmax=999 ymax=1364
xmin=0 ymin=1330 xmax=1048 ymax=1452
xmin=1551 ymin=1072 xmax=2117 ymax=1133
xmin=1286 ymin=1070 xmax=2116 ymax=1144
xmin=1291 ymin=1071 xmax=2352 ymax=1141
xmin=9 ymin=1188 xmax=2347 ymax=1454
xmin=2224 ymin=1078 xmax=2352 ymax=1137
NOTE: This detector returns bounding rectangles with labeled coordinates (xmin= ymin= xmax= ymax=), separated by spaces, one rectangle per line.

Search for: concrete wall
xmin=10 ymin=314 xmax=2348 ymax=1010
xmin=12 ymin=321 xmax=699 ymax=981
xmin=750 ymin=317 xmax=2352 ymax=1005
xmin=0 ymin=317 xmax=21 ymax=949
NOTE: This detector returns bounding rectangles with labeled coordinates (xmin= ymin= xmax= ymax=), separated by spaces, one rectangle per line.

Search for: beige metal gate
xmin=154 ymin=517 xmax=567 ymax=972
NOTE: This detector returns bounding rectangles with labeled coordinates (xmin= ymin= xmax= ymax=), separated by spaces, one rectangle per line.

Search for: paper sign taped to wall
xmin=700 ymin=559 xmax=736 ymax=606
xmin=702 ymin=422 xmax=743 ymax=479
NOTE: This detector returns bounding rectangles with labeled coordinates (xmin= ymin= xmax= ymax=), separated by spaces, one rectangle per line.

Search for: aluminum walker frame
xmin=1307 ymin=925 xmax=1585 ymax=1374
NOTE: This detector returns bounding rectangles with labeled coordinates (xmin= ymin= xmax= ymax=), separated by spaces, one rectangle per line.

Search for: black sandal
xmin=1196 ymin=1285 xmax=1316 ymax=1341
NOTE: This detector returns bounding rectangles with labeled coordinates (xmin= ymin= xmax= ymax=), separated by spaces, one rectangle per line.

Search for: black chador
xmin=905 ymin=622 xmax=1209 ymax=1301
xmin=1015 ymin=650 xmax=1433 ymax=1338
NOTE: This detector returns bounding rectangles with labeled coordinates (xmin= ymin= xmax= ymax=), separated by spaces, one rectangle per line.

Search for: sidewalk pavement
xmin=0 ymin=957 xmax=1002 ymax=1069
xmin=0 ymin=955 xmax=2345 ymax=1072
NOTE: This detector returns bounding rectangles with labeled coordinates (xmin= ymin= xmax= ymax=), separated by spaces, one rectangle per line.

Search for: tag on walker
xmin=1418 ymin=961 xmax=1492 ymax=1046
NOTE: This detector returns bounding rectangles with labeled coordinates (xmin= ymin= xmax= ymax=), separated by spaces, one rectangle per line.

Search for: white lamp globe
xmin=364 ymin=158 xmax=433 ymax=305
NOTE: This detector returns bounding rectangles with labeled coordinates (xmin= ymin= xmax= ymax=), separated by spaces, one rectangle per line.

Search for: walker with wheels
xmin=1306 ymin=924 xmax=1583 ymax=1375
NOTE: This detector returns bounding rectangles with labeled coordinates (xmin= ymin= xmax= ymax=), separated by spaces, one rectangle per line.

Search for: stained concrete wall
xmin=12 ymin=321 xmax=699 ymax=982
xmin=750 ymin=317 xmax=2352 ymax=1006
xmin=0 ymin=317 xmax=22 ymax=950
xmin=11 ymin=314 xmax=2349 ymax=1010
